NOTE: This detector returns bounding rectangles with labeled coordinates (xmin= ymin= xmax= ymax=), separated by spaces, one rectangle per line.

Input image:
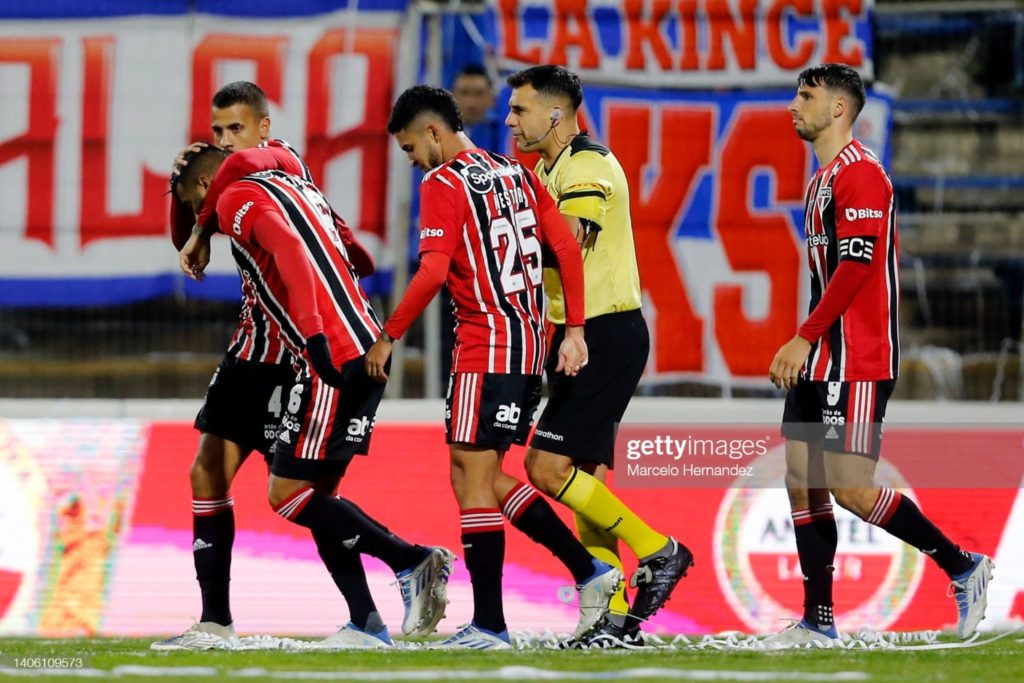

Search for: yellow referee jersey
xmin=535 ymin=133 xmax=642 ymax=324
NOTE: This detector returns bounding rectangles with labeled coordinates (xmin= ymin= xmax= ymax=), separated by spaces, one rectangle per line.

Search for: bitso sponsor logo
xmin=714 ymin=448 xmax=923 ymax=632
xmin=844 ymin=207 xmax=883 ymax=221
xmin=419 ymin=227 xmax=445 ymax=240
xmin=232 ymin=201 xmax=254 ymax=235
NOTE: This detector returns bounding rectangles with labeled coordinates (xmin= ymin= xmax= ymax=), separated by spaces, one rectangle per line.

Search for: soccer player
xmin=370 ymin=85 xmax=622 ymax=649
xmin=505 ymin=65 xmax=693 ymax=646
xmin=155 ymin=81 xmax=431 ymax=651
xmin=766 ymin=63 xmax=993 ymax=646
xmin=172 ymin=144 xmax=454 ymax=647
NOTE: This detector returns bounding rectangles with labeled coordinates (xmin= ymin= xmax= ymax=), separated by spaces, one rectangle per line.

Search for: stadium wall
xmin=1 ymin=398 xmax=1021 ymax=638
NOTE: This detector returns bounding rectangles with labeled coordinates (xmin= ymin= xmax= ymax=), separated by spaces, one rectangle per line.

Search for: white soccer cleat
xmin=395 ymin=546 xmax=456 ymax=636
xmin=949 ymin=553 xmax=994 ymax=639
xmin=430 ymin=622 xmax=512 ymax=650
xmin=762 ymin=620 xmax=839 ymax=650
xmin=573 ymin=561 xmax=623 ymax=639
xmin=150 ymin=621 xmax=236 ymax=651
xmin=317 ymin=622 xmax=394 ymax=649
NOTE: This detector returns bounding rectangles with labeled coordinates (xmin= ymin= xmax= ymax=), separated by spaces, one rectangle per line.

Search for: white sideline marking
xmin=0 ymin=666 xmax=867 ymax=681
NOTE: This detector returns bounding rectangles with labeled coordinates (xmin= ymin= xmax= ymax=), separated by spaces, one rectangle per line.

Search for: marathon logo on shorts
xmin=844 ymin=207 xmax=884 ymax=221
xmin=232 ymin=201 xmax=254 ymax=235
xmin=534 ymin=428 xmax=563 ymax=442
xmin=494 ymin=402 xmax=521 ymax=430
xmin=838 ymin=236 xmax=876 ymax=265
xmin=419 ymin=227 xmax=445 ymax=240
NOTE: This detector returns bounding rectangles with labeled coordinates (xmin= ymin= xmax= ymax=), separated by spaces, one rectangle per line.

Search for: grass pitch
xmin=1 ymin=633 xmax=1021 ymax=682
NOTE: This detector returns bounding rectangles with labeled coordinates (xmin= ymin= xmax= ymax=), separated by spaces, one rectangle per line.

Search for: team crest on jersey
xmin=714 ymin=449 xmax=923 ymax=632
xmin=816 ymin=185 xmax=832 ymax=212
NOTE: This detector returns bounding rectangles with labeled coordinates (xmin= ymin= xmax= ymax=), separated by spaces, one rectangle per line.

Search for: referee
xmin=505 ymin=65 xmax=693 ymax=647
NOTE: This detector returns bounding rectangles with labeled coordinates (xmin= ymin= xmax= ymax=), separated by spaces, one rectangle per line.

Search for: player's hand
xmin=172 ymin=141 xmax=209 ymax=177
xmin=179 ymin=228 xmax=211 ymax=281
xmin=555 ymin=326 xmax=588 ymax=376
xmin=365 ymin=337 xmax=393 ymax=383
xmin=306 ymin=334 xmax=346 ymax=388
xmin=769 ymin=335 xmax=812 ymax=390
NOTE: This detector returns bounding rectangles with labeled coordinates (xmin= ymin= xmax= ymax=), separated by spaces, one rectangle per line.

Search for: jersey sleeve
xmin=197 ymin=148 xmax=289 ymax=232
xmin=833 ymin=161 xmax=891 ymax=266
xmin=554 ymin=152 xmax=614 ymax=229
xmin=215 ymin=182 xmax=276 ymax=243
xmin=416 ymin=176 xmax=464 ymax=257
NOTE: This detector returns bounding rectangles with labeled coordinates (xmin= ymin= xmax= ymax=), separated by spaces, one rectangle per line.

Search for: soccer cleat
xmin=948 ymin=552 xmax=994 ymax=639
xmin=150 ymin=621 xmax=236 ymax=651
xmin=573 ymin=560 xmax=623 ymax=639
xmin=762 ymin=620 xmax=838 ymax=649
xmin=628 ymin=537 xmax=694 ymax=624
xmin=430 ymin=622 xmax=512 ymax=650
xmin=563 ymin=615 xmax=644 ymax=650
xmin=395 ymin=546 xmax=456 ymax=636
xmin=318 ymin=622 xmax=393 ymax=649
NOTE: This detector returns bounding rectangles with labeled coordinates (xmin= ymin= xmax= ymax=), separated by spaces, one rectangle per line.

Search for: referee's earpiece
xmin=550 ymin=109 xmax=562 ymax=125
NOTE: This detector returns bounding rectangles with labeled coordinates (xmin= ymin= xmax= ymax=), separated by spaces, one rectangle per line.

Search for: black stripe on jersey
xmin=504 ymin=156 xmax=546 ymax=374
xmin=822 ymin=174 xmax=845 ymax=381
xmin=452 ymin=152 xmax=526 ymax=371
xmin=250 ymin=296 xmax=267 ymax=361
xmin=231 ymin=240 xmax=307 ymax=353
xmin=248 ymin=175 xmax=378 ymax=350
xmin=558 ymin=189 xmax=606 ymax=203
xmin=886 ymin=197 xmax=900 ymax=377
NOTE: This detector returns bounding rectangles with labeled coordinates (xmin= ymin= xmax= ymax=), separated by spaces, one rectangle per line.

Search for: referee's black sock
xmin=192 ymin=497 xmax=235 ymax=626
xmin=275 ymin=486 xmax=425 ymax=574
xmin=461 ymin=509 xmax=507 ymax=633
xmin=792 ymin=504 xmax=837 ymax=630
xmin=501 ymin=482 xmax=595 ymax=583
xmin=312 ymin=527 xmax=378 ymax=630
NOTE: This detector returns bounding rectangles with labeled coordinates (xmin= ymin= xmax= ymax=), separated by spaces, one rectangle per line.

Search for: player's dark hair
xmin=507 ymin=65 xmax=583 ymax=112
xmin=170 ymin=145 xmax=229 ymax=195
xmin=212 ymin=81 xmax=270 ymax=119
xmin=386 ymin=85 xmax=464 ymax=134
xmin=455 ymin=63 xmax=492 ymax=87
xmin=798 ymin=63 xmax=866 ymax=120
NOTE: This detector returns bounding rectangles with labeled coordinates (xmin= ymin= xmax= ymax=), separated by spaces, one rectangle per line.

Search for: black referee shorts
xmin=530 ymin=309 xmax=648 ymax=468
xmin=194 ymin=354 xmax=297 ymax=459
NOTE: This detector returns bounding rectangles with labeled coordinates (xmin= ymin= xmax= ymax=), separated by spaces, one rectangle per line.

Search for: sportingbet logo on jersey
xmin=232 ymin=201 xmax=254 ymax=235
xmin=845 ymin=207 xmax=884 ymax=221
xmin=494 ymin=402 xmax=521 ymax=430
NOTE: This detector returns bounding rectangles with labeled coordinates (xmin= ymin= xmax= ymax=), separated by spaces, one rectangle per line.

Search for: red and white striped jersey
xmin=802 ymin=139 xmax=900 ymax=382
xmin=215 ymin=170 xmax=382 ymax=369
xmin=223 ymin=139 xmax=312 ymax=363
xmin=417 ymin=149 xmax=558 ymax=375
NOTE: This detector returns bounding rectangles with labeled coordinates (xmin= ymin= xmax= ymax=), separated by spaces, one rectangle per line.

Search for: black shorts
xmin=194 ymin=354 xmax=297 ymax=458
xmin=270 ymin=355 xmax=386 ymax=481
xmin=445 ymin=372 xmax=542 ymax=451
xmin=781 ymin=379 xmax=897 ymax=458
xmin=530 ymin=309 xmax=649 ymax=468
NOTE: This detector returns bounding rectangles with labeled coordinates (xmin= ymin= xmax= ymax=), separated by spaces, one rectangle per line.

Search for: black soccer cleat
xmin=561 ymin=615 xmax=644 ymax=650
xmin=627 ymin=537 xmax=694 ymax=624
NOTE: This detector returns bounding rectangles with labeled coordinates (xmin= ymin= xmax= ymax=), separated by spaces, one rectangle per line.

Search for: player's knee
xmin=524 ymin=448 xmax=571 ymax=495
xmin=831 ymin=487 xmax=873 ymax=519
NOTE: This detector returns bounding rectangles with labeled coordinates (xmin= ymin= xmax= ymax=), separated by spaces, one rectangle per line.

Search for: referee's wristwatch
xmin=379 ymin=330 xmax=395 ymax=344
